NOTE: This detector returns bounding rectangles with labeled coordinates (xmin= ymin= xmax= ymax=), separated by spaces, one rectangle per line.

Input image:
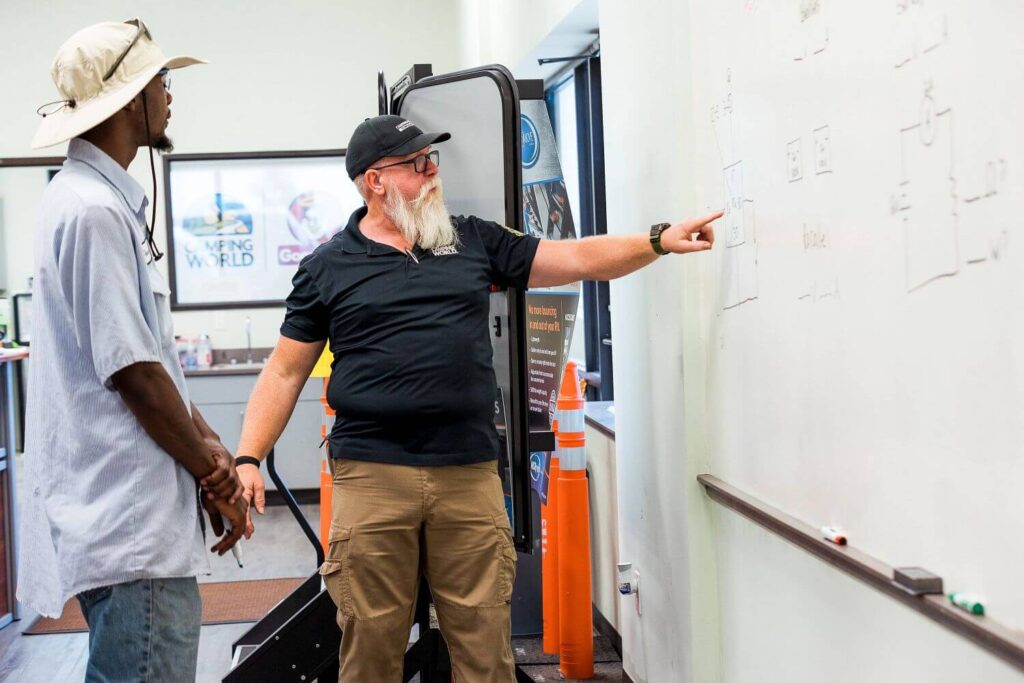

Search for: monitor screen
xmin=163 ymin=151 xmax=363 ymax=309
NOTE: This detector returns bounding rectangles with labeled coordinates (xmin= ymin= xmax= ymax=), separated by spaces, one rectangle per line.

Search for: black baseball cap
xmin=345 ymin=115 xmax=451 ymax=179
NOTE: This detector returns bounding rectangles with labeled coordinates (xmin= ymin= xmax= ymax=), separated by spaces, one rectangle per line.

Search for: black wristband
xmin=650 ymin=222 xmax=671 ymax=255
xmin=235 ymin=456 xmax=261 ymax=469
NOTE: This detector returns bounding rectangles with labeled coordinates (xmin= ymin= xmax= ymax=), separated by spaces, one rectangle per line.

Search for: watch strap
xmin=650 ymin=222 xmax=671 ymax=255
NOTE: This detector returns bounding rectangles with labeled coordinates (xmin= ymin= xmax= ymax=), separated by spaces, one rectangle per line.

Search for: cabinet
xmin=186 ymin=373 xmax=325 ymax=491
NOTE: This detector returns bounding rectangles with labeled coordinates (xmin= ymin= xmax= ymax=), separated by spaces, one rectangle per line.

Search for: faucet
xmin=245 ymin=316 xmax=253 ymax=364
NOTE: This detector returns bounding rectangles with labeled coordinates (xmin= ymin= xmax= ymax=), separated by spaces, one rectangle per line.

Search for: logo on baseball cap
xmin=345 ymin=115 xmax=451 ymax=179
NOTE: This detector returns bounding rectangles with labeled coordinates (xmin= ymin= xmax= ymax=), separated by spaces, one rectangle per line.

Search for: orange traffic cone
xmin=319 ymin=377 xmax=335 ymax=556
xmin=541 ymin=447 xmax=561 ymax=654
xmin=319 ymin=457 xmax=332 ymax=556
xmin=555 ymin=361 xmax=593 ymax=679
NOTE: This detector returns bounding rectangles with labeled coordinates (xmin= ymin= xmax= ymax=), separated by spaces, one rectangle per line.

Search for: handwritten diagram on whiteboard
xmin=712 ymin=74 xmax=759 ymax=310
xmin=789 ymin=123 xmax=838 ymax=302
xmin=895 ymin=84 xmax=958 ymax=292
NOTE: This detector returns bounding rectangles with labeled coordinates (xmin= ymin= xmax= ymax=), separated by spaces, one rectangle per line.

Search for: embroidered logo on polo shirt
xmin=432 ymin=245 xmax=459 ymax=256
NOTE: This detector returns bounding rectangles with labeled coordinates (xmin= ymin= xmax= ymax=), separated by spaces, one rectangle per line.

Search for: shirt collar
xmin=66 ymin=138 xmax=149 ymax=215
xmin=338 ymin=205 xmax=406 ymax=257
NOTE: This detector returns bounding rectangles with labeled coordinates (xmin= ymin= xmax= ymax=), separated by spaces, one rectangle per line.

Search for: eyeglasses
xmin=370 ymin=150 xmax=439 ymax=175
xmin=158 ymin=68 xmax=171 ymax=92
xmin=103 ymin=19 xmax=152 ymax=82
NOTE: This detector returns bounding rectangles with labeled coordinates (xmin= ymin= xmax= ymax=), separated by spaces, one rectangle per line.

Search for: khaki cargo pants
xmin=320 ymin=458 xmax=517 ymax=682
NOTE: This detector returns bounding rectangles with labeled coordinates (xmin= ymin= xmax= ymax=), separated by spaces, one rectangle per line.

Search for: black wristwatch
xmin=650 ymin=222 xmax=671 ymax=255
xmin=235 ymin=456 xmax=261 ymax=469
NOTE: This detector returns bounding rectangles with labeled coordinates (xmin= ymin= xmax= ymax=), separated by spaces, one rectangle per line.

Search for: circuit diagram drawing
xmin=788 ymin=124 xmax=838 ymax=302
xmin=958 ymin=156 xmax=1010 ymax=264
xmin=891 ymin=83 xmax=957 ymax=292
xmin=793 ymin=0 xmax=828 ymax=63
xmin=891 ymin=2 xmax=1010 ymax=273
xmin=893 ymin=0 xmax=948 ymax=71
xmin=711 ymin=72 xmax=759 ymax=310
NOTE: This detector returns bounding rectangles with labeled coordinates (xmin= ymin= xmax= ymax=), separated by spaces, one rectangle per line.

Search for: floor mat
xmin=23 ymin=577 xmax=306 ymax=635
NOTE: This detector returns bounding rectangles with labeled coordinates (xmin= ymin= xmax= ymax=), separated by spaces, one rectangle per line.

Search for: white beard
xmin=383 ymin=177 xmax=458 ymax=251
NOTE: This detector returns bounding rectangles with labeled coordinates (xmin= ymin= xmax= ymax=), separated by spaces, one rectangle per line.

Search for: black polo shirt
xmin=281 ymin=206 xmax=540 ymax=466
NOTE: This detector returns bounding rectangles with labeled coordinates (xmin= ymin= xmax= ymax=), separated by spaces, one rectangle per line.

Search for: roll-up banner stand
xmin=518 ymin=83 xmax=580 ymax=506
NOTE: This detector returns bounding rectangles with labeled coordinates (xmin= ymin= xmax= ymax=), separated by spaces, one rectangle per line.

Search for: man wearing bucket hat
xmin=18 ymin=19 xmax=247 ymax=682
xmin=233 ymin=113 xmax=721 ymax=680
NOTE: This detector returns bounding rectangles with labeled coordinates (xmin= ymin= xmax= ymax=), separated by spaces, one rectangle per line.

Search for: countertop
xmin=0 ymin=348 xmax=29 ymax=364
xmin=183 ymin=361 xmax=266 ymax=377
xmin=584 ymin=400 xmax=615 ymax=439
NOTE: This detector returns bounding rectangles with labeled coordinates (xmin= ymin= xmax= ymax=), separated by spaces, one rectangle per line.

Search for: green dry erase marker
xmin=949 ymin=593 xmax=985 ymax=616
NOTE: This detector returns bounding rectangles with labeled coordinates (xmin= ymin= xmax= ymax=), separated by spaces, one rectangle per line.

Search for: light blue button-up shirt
xmin=17 ymin=138 xmax=208 ymax=617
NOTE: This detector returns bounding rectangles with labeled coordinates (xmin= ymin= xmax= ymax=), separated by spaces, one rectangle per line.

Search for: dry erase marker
xmin=224 ymin=521 xmax=244 ymax=568
xmin=230 ymin=539 xmax=244 ymax=568
xmin=820 ymin=526 xmax=847 ymax=545
xmin=949 ymin=593 xmax=985 ymax=616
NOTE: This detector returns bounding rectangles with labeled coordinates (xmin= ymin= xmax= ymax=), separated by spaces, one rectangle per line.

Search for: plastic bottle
xmin=197 ymin=335 xmax=213 ymax=369
xmin=185 ymin=337 xmax=198 ymax=370
xmin=175 ymin=336 xmax=188 ymax=369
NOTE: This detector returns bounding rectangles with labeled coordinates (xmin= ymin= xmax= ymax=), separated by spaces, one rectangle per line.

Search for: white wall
xmin=0 ymin=167 xmax=60 ymax=296
xmin=597 ymin=2 xmax=722 ymax=681
xmin=467 ymin=0 xmax=582 ymax=71
xmin=0 ymin=0 xmax=465 ymax=348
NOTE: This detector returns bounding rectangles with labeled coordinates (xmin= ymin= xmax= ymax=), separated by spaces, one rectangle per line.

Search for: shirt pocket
xmin=147 ymin=267 xmax=175 ymax=344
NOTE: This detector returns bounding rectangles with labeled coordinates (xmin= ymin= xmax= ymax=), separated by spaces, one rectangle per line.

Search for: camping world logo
xmin=521 ymin=114 xmax=540 ymax=169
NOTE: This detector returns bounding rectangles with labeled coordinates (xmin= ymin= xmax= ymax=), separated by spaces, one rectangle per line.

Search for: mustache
xmin=411 ymin=178 xmax=442 ymax=206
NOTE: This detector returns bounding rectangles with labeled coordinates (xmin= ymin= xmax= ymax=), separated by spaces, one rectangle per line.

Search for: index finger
xmin=702 ymin=209 xmax=725 ymax=224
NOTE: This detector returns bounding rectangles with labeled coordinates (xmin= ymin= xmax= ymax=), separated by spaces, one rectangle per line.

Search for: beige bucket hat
xmin=32 ymin=18 xmax=206 ymax=149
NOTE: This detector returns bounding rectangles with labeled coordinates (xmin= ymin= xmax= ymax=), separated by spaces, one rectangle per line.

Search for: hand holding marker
xmin=225 ymin=519 xmax=244 ymax=568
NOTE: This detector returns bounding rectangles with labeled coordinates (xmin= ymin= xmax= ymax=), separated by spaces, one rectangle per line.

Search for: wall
xmin=0 ymin=0 xmax=465 ymax=348
xmin=599 ymin=1 xmax=1024 ymax=682
xmin=467 ymin=0 xmax=582 ymax=72
xmin=597 ymin=1 xmax=721 ymax=681
xmin=0 ymin=168 xmax=60 ymax=298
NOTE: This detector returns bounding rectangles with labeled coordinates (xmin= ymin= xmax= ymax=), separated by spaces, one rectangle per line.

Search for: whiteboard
xmin=689 ymin=1 xmax=1024 ymax=629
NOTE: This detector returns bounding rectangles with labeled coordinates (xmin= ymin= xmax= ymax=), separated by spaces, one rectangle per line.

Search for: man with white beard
xmin=234 ymin=115 xmax=721 ymax=681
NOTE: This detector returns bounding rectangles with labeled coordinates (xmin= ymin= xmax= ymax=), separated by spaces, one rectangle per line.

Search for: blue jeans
xmin=76 ymin=577 xmax=201 ymax=683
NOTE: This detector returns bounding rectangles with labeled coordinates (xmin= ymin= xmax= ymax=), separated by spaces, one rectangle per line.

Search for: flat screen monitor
xmin=163 ymin=150 xmax=363 ymax=310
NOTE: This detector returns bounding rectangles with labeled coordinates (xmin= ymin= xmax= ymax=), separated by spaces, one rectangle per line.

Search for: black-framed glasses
xmin=103 ymin=19 xmax=151 ymax=82
xmin=158 ymin=68 xmax=171 ymax=92
xmin=370 ymin=150 xmax=439 ymax=174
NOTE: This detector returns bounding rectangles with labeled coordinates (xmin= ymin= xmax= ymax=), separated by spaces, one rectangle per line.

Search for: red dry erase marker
xmin=821 ymin=526 xmax=847 ymax=545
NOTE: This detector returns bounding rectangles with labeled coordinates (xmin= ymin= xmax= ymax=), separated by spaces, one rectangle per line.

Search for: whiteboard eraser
xmin=893 ymin=567 xmax=944 ymax=596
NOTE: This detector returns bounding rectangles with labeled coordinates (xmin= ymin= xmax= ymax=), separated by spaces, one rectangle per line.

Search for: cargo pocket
xmin=492 ymin=513 xmax=517 ymax=605
xmin=319 ymin=527 xmax=352 ymax=615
